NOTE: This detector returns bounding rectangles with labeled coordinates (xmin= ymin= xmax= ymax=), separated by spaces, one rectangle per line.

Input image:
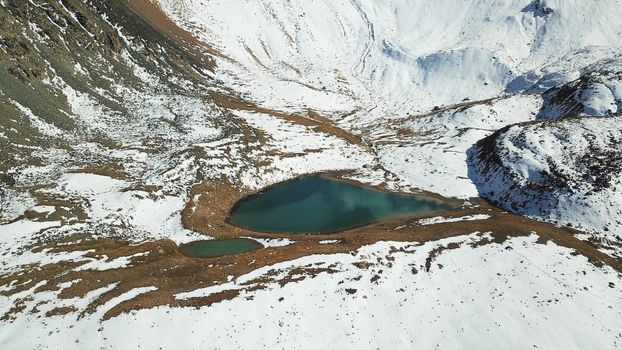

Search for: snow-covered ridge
xmin=469 ymin=116 xmax=622 ymax=248
xmin=536 ymin=53 xmax=622 ymax=119
xmin=152 ymin=0 xmax=622 ymax=211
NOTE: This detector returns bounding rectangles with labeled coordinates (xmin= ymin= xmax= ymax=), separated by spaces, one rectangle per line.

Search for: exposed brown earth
xmin=126 ymin=0 xmax=224 ymax=68
xmin=212 ymin=94 xmax=364 ymax=145
xmin=1 ymin=172 xmax=619 ymax=322
xmin=181 ymin=177 xmax=246 ymax=238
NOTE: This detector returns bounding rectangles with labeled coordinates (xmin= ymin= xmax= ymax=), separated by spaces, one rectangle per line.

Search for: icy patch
xmin=243 ymin=237 xmax=292 ymax=248
xmin=319 ymin=240 xmax=340 ymax=244
xmin=417 ymin=214 xmax=491 ymax=226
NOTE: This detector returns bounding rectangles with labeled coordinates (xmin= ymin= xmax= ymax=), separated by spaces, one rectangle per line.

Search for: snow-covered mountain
xmin=1 ymin=0 xmax=621 ymax=348
xmin=469 ymin=116 xmax=622 ymax=255
xmin=156 ymin=0 xmax=622 ymax=241
xmin=158 ymin=0 xmax=622 ymax=115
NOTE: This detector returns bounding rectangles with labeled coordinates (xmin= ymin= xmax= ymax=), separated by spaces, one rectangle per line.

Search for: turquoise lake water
xmin=228 ymin=175 xmax=447 ymax=234
xmin=179 ymin=238 xmax=263 ymax=258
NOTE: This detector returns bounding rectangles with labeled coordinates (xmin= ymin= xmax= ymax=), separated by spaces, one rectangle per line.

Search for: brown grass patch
xmin=212 ymin=94 xmax=363 ymax=145
xmin=1 ymin=201 xmax=618 ymax=321
xmin=126 ymin=0 xmax=224 ymax=69
xmin=181 ymin=177 xmax=248 ymax=238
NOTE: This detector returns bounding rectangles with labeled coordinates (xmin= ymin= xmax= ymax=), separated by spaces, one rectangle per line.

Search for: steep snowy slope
xmin=157 ymin=0 xmax=622 ymax=116
xmin=536 ymin=53 xmax=622 ymax=119
xmin=468 ymin=116 xmax=622 ymax=256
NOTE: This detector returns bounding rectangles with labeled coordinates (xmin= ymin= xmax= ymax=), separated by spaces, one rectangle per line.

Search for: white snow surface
xmin=417 ymin=214 xmax=492 ymax=226
xmin=1 ymin=234 xmax=620 ymax=349
xmin=158 ymin=0 xmax=622 ymax=116
xmin=58 ymin=172 xmax=199 ymax=242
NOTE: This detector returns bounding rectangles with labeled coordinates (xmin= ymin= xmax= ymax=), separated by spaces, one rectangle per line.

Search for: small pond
xmin=178 ymin=238 xmax=263 ymax=258
xmin=228 ymin=175 xmax=448 ymax=234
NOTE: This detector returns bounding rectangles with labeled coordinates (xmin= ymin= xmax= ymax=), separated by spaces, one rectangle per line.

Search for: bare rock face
xmin=521 ymin=0 xmax=555 ymax=17
xmin=533 ymin=0 xmax=555 ymax=16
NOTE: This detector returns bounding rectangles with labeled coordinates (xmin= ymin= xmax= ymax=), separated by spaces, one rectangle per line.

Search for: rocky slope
xmin=535 ymin=54 xmax=622 ymax=119
xmin=468 ymin=116 xmax=622 ymax=257
xmin=0 ymin=0 xmax=377 ymax=236
xmin=0 ymin=0 xmax=227 ymax=225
